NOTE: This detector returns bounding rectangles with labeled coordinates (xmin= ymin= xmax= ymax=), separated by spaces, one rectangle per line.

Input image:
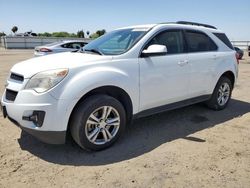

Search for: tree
xmin=51 ymin=32 xmax=71 ymax=37
xmin=86 ymin=31 xmax=90 ymax=37
xmin=101 ymin=29 xmax=106 ymax=35
xmin=89 ymin=33 xmax=99 ymax=39
xmin=90 ymin=29 xmax=106 ymax=39
xmin=70 ymin=33 xmax=77 ymax=37
xmin=77 ymin=30 xmax=85 ymax=38
xmin=0 ymin=32 xmax=6 ymax=37
xmin=11 ymin=26 xmax=18 ymax=34
xmin=38 ymin=32 xmax=52 ymax=37
xmin=96 ymin=29 xmax=106 ymax=37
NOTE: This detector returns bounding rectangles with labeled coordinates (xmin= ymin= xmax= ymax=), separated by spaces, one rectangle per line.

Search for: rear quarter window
xmin=213 ymin=33 xmax=234 ymax=50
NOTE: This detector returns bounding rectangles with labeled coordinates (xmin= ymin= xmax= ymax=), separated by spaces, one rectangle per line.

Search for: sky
xmin=0 ymin=0 xmax=250 ymax=40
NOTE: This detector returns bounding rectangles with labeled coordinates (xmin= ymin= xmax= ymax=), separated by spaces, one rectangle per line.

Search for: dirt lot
xmin=0 ymin=49 xmax=250 ymax=188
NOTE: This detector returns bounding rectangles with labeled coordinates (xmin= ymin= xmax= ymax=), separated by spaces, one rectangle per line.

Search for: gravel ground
xmin=0 ymin=49 xmax=250 ymax=188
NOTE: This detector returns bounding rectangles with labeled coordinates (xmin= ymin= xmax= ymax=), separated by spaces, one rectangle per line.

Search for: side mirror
xmin=141 ymin=44 xmax=167 ymax=57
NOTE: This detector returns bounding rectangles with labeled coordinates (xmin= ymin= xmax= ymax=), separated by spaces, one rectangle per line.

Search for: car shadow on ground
xmin=18 ymin=99 xmax=250 ymax=166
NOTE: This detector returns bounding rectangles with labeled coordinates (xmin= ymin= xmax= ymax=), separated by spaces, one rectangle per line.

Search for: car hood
xmin=11 ymin=52 xmax=113 ymax=78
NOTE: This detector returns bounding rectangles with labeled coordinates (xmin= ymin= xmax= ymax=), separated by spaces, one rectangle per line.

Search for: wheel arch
xmin=220 ymin=71 xmax=235 ymax=88
xmin=67 ymin=85 xmax=133 ymax=133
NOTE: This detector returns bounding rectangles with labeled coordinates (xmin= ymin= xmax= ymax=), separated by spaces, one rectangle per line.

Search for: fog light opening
xmin=22 ymin=111 xmax=45 ymax=127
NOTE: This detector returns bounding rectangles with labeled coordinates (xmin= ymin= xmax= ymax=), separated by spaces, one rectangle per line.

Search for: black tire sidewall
xmin=70 ymin=95 xmax=126 ymax=151
xmin=208 ymin=77 xmax=232 ymax=110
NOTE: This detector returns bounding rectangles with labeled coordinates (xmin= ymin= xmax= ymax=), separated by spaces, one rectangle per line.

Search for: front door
xmin=139 ymin=29 xmax=190 ymax=111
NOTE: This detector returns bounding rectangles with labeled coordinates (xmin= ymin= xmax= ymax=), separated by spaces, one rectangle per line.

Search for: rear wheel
xmin=206 ymin=76 xmax=232 ymax=110
xmin=70 ymin=95 xmax=126 ymax=151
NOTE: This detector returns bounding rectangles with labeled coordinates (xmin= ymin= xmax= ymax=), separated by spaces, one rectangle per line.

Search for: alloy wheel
xmin=217 ymin=82 xmax=230 ymax=106
xmin=85 ymin=106 xmax=120 ymax=145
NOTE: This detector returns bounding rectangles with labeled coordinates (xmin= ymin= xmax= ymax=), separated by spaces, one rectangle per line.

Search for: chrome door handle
xmin=178 ymin=60 xmax=189 ymax=66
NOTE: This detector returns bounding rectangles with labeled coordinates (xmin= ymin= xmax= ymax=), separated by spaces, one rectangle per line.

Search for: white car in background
xmin=34 ymin=40 xmax=88 ymax=56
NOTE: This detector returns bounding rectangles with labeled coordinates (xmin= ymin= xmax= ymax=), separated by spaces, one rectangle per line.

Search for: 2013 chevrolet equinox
xmin=1 ymin=21 xmax=238 ymax=151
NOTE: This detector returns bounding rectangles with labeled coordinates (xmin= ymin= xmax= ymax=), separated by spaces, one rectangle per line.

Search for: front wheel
xmin=206 ymin=76 xmax=232 ymax=110
xmin=70 ymin=95 xmax=126 ymax=151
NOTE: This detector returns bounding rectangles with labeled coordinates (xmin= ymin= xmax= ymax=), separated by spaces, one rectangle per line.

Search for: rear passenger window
xmin=146 ymin=30 xmax=185 ymax=54
xmin=61 ymin=43 xmax=73 ymax=48
xmin=71 ymin=43 xmax=81 ymax=49
xmin=185 ymin=31 xmax=217 ymax=52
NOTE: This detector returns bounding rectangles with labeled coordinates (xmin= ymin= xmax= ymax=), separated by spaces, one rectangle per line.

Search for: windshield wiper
xmin=84 ymin=48 xmax=103 ymax=55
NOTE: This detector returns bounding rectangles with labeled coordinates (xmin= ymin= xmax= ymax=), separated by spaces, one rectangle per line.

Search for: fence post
xmin=3 ymin=36 xmax=6 ymax=49
xmin=24 ymin=37 xmax=26 ymax=49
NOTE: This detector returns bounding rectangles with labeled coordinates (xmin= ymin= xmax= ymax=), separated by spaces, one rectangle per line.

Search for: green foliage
xmin=70 ymin=33 xmax=77 ymax=37
xmin=96 ymin=29 xmax=106 ymax=36
xmin=0 ymin=32 xmax=6 ymax=37
xmin=11 ymin=26 xmax=18 ymax=33
xmin=77 ymin=30 xmax=85 ymax=38
xmin=51 ymin=32 xmax=71 ymax=37
xmin=35 ymin=29 xmax=107 ymax=38
xmin=90 ymin=29 xmax=106 ymax=39
xmin=38 ymin=32 xmax=78 ymax=37
xmin=89 ymin=33 xmax=99 ymax=39
xmin=38 ymin=32 xmax=52 ymax=37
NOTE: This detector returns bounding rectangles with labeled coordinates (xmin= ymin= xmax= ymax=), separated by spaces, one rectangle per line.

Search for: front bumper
xmin=6 ymin=112 xmax=66 ymax=144
xmin=1 ymin=89 xmax=70 ymax=144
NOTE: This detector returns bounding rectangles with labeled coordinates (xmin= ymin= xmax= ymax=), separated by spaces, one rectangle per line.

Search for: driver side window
xmin=146 ymin=30 xmax=185 ymax=54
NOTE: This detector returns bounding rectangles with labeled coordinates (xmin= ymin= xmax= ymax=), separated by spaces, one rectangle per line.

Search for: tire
xmin=206 ymin=76 xmax=232 ymax=110
xmin=70 ymin=94 xmax=126 ymax=151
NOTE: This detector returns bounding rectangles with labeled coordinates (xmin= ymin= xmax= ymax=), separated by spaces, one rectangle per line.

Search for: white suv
xmin=1 ymin=22 xmax=238 ymax=150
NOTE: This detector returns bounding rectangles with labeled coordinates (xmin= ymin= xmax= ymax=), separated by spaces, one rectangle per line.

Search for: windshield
xmin=83 ymin=28 xmax=149 ymax=55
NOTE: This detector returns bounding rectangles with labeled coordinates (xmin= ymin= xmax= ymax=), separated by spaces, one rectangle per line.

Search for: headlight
xmin=25 ymin=69 xmax=68 ymax=93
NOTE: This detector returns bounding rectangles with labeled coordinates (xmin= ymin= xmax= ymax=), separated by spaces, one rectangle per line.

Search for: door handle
xmin=178 ymin=60 xmax=189 ymax=66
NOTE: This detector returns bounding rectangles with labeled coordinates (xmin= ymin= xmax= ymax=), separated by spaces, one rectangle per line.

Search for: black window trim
xmin=183 ymin=29 xmax=218 ymax=53
xmin=60 ymin=42 xmax=73 ymax=49
xmin=139 ymin=28 xmax=188 ymax=58
xmin=61 ymin=42 xmax=83 ymax=49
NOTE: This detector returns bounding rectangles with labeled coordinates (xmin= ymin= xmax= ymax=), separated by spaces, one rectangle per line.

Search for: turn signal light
xmin=40 ymin=48 xmax=52 ymax=52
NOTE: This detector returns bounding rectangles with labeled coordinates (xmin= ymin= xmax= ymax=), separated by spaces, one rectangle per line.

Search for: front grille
xmin=5 ymin=89 xmax=18 ymax=101
xmin=10 ymin=73 xmax=24 ymax=82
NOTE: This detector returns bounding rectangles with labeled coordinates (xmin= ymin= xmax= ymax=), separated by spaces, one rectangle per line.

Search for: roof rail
xmin=176 ymin=21 xmax=217 ymax=29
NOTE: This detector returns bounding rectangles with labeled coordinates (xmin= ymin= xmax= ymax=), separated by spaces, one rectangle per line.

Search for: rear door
xmin=184 ymin=30 xmax=218 ymax=97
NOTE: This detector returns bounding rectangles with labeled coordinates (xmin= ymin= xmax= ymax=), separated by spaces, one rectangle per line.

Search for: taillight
xmin=40 ymin=48 xmax=52 ymax=52
xmin=235 ymin=52 xmax=239 ymax=64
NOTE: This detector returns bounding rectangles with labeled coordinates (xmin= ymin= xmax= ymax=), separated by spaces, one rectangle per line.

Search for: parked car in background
xmin=248 ymin=46 xmax=250 ymax=56
xmin=234 ymin=46 xmax=244 ymax=59
xmin=34 ymin=40 xmax=88 ymax=56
